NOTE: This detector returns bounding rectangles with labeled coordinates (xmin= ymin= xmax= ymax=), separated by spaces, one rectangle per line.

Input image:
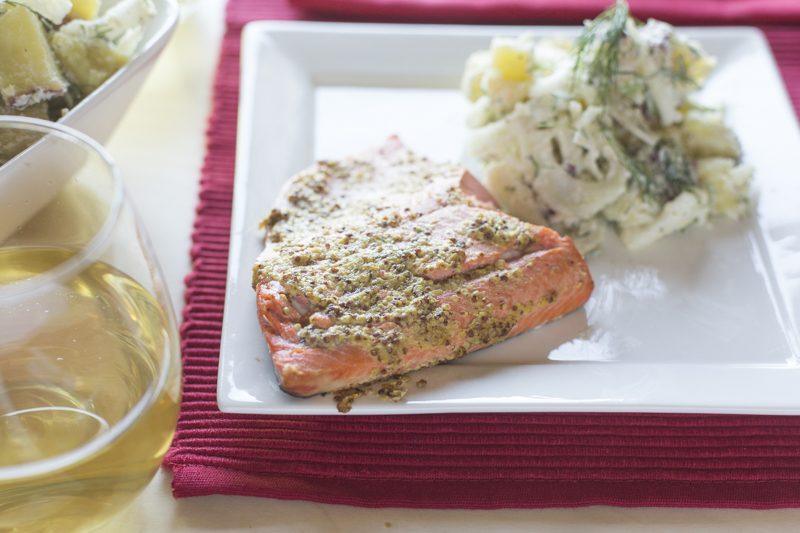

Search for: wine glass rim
xmin=0 ymin=116 xmax=174 ymax=481
xmin=0 ymin=115 xmax=124 ymax=301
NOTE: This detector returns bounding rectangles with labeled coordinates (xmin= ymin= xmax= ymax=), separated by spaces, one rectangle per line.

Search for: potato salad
xmin=0 ymin=0 xmax=155 ymax=120
xmin=461 ymin=1 xmax=751 ymax=251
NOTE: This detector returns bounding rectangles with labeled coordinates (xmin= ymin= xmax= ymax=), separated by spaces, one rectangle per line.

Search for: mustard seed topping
xmin=255 ymin=145 xmax=544 ymax=369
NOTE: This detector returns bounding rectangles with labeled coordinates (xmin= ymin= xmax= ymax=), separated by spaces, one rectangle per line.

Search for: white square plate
xmin=218 ymin=21 xmax=800 ymax=415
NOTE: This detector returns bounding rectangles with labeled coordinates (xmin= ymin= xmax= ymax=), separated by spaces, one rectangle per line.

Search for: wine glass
xmin=0 ymin=116 xmax=181 ymax=532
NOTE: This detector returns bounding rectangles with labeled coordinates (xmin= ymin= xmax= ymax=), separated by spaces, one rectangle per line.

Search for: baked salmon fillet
xmin=253 ymin=137 xmax=593 ymax=397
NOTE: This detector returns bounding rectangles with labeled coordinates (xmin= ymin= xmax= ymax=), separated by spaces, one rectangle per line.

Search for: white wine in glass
xmin=0 ymin=116 xmax=181 ymax=532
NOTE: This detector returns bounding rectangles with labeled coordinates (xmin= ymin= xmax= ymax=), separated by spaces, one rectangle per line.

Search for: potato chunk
xmin=0 ymin=5 xmax=69 ymax=109
xmin=490 ymin=39 xmax=532 ymax=82
xmin=51 ymin=37 xmax=130 ymax=95
xmin=69 ymin=0 xmax=101 ymax=20
xmin=51 ymin=0 xmax=155 ymax=94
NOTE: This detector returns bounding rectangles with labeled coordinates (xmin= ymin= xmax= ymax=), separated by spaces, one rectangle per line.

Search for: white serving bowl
xmin=0 ymin=0 xmax=179 ymax=241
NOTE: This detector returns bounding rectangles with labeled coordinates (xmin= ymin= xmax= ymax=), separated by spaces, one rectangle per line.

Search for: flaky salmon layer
xmin=254 ymin=137 xmax=593 ymax=397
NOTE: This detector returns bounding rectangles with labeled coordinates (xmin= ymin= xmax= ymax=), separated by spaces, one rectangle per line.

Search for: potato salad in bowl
xmin=462 ymin=0 xmax=752 ymax=252
xmin=0 ymin=0 xmax=155 ymax=120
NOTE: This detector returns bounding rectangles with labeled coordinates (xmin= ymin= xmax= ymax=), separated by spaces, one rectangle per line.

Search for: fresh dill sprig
xmin=602 ymin=128 xmax=651 ymax=196
xmin=528 ymin=155 xmax=541 ymax=178
xmin=647 ymin=139 xmax=696 ymax=201
xmin=575 ymin=1 xmax=698 ymax=204
xmin=573 ymin=0 xmax=631 ymax=103
xmin=93 ymin=23 xmax=115 ymax=41
xmin=667 ymin=54 xmax=698 ymax=88
xmin=604 ymin=127 xmax=695 ymax=203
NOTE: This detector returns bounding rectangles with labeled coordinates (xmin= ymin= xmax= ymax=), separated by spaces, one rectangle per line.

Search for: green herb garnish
xmin=604 ymin=127 xmax=695 ymax=203
xmin=528 ymin=155 xmax=541 ymax=177
xmin=573 ymin=0 xmax=631 ymax=104
xmin=644 ymin=139 xmax=696 ymax=202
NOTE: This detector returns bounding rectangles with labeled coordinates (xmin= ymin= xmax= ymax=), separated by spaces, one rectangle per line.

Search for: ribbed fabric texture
xmin=164 ymin=0 xmax=800 ymax=507
xmin=292 ymin=0 xmax=800 ymax=25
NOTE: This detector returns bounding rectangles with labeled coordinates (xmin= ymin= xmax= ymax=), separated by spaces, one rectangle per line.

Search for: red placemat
xmin=164 ymin=0 xmax=800 ymax=507
xmin=292 ymin=0 xmax=800 ymax=25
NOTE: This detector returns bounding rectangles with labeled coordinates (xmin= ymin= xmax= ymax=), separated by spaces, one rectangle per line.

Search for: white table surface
xmin=99 ymin=2 xmax=800 ymax=530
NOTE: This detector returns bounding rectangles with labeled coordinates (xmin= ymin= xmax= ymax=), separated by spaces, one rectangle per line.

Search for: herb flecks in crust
xmin=254 ymin=138 xmax=593 ymax=398
xmin=333 ymin=375 xmax=411 ymax=413
xmin=254 ymin=146 xmax=538 ymax=368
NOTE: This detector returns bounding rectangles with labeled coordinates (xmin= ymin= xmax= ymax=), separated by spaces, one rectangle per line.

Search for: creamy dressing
xmin=461 ymin=1 xmax=752 ymax=252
